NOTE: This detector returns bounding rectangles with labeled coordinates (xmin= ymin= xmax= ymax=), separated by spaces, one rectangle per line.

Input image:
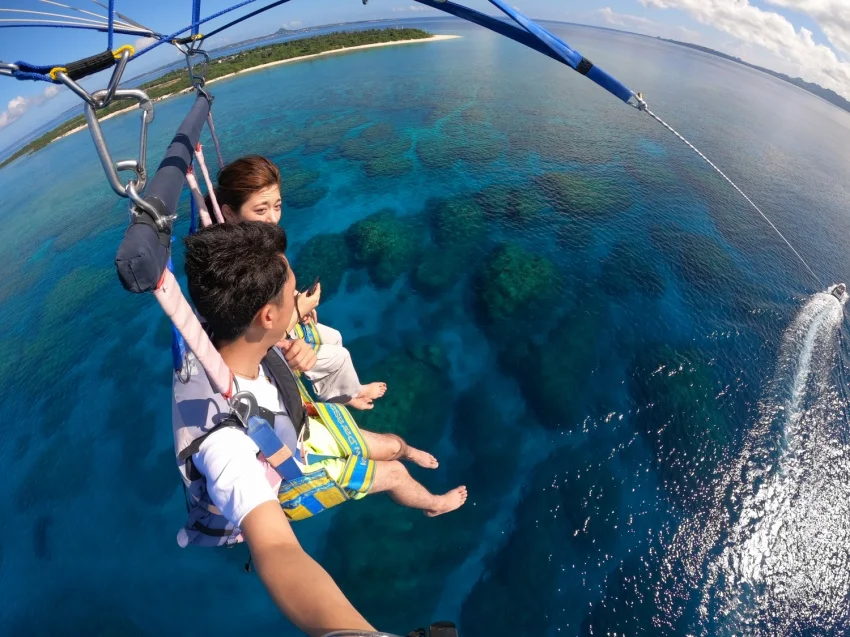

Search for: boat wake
xmin=698 ymin=291 xmax=850 ymax=635
xmin=781 ymin=291 xmax=845 ymax=425
xmin=653 ymin=291 xmax=850 ymax=635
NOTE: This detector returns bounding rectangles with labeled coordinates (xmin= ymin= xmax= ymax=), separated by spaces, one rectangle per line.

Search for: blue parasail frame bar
xmin=3 ymin=0 xmax=637 ymax=103
xmin=412 ymin=0 xmax=636 ymax=104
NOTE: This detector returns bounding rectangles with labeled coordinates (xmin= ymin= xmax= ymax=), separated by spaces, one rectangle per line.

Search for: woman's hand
xmin=297 ymin=283 xmax=322 ymax=316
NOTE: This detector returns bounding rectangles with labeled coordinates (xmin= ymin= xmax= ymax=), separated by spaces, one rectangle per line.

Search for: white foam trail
xmin=782 ymin=293 xmax=844 ymax=427
xmin=701 ymin=290 xmax=850 ymax=633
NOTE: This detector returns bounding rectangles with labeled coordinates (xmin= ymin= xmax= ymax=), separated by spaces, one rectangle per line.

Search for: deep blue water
xmin=2 ymin=18 xmax=850 ymax=636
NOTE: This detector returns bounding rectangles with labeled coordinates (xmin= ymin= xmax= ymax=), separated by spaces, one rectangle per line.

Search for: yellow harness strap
xmin=291 ymin=319 xmax=323 ymax=353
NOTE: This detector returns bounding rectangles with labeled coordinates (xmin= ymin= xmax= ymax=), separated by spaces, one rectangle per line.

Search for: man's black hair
xmin=184 ymin=221 xmax=289 ymax=342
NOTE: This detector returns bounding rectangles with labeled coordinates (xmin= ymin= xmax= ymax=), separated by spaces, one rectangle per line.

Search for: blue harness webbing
xmin=245 ymin=415 xmax=303 ymax=481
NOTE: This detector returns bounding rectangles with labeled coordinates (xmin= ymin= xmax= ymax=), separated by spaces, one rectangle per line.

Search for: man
xmin=172 ymin=221 xmax=466 ymax=635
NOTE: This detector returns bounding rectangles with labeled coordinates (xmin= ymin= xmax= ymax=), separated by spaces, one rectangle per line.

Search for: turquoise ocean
xmin=2 ymin=17 xmax=850 ymax=636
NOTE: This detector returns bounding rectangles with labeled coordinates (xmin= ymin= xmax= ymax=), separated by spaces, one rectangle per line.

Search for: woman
xmin=213 ymin=154 xmax=386 ymax=410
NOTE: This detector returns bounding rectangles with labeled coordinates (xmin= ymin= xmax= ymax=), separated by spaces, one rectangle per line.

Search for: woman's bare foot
xmin=425 ymin=486 xmax=468 ymax=517
xmin=347 ymin=396 xmax=374 ymax=410
xmin=405 ymin=446 xmax=439 ymax=469
xmin=358 ymin=382 xmax=387 ymax=401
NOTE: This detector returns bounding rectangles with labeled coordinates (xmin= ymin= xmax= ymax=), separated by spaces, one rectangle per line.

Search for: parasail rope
xmin=641 ymin=103 xmax=824 ymax=289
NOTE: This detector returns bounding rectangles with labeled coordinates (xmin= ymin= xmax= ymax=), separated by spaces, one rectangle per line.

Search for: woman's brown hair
xmin=214 ymin=155 xmax=281 ymax=215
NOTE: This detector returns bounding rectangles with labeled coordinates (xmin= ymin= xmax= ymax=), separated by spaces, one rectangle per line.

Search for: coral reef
xmin=293 ymin=232 xmax=351 ymax=299
xmin=472 ymin=242 xmax=560 ymax=328
xmin=535 ymin=172 xmax=632 ymax=218
xmin=346 ymin=210 xmax=421 ymax=288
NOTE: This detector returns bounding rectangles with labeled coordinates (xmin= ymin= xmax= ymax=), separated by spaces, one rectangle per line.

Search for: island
xmin=1 ymin=28 xmax=454 ymax=170
xmin=661 ymin=37 xmax=850 ymax=115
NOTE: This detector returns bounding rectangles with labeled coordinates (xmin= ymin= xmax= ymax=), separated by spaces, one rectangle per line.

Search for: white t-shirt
xmin=192 ymin=366 xmax=294 ymax=528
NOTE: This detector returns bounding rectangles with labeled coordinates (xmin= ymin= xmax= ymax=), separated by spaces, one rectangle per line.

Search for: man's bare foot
xmin=425 ymin=486 xmax=468 ymax=517
xmin=405 ymin=446 xmax=439 ymax=469
xmin=347 ymin=396 xmax=374 ymax=410
xmin=358 ymin=382 xmax=387 ymax=401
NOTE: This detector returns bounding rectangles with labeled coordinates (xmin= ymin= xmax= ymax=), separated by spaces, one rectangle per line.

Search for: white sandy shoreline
xmin=51 ymin=34 xmax=460 ymax=144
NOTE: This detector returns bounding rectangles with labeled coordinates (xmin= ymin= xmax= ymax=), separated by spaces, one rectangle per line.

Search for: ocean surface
xmin=2 ymin=17 xmax=850 ymax=636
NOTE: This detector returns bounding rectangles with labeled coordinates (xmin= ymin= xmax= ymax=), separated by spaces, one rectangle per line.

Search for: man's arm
xmin=241 ymin=501 xmax=375 ymax=637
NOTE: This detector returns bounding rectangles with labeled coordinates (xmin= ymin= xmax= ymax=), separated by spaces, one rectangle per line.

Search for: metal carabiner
xmin=186 ymin=48 xmax=210 ymax=89
xmin=194 ymin=82 xmax=213 ymax=103
xmin=83 ymin=88 xmax=154 ymax=199
xmin=174 ymin=42 xmax=212 ymax=98
xmin=126 ymin=180 xmax=173 ymax=229
xmin=0 ymin=62 xmax=19 ymax=77
xmin=230 ymin=391 xmax=260 ymax=428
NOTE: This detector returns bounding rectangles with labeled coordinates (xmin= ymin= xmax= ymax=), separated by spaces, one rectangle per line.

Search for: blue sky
xmin=1 ymin=0 xmax=848 ymax=151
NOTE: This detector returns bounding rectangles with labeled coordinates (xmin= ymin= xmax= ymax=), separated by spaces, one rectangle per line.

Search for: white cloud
xmin=597 ymin=7 xmax=700 ymax=40
xmin=640 ymin=0 xmax=850 ymax=98
xmin=764 ymin=0 xmax=850 ymax=54
xmin=391 ymin=4 xmax=434 ymax=12
xmin=599 ymin=6 xmax=655 ymax=28
xmin=0 ymin=85 xmax=61 ymax=131
xmin=134 ymin=36 xmax=158 ymax=51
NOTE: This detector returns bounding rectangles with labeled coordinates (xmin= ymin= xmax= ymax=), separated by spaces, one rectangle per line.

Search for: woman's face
xmin=233 ymin=184 xmax=282 ymax=224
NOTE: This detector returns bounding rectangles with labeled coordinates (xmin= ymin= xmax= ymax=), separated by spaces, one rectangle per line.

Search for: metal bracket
xmin=54 ymin=48 xmax=131 ymax=110
xmin=629 ymin=91 xmax=648 ymax=111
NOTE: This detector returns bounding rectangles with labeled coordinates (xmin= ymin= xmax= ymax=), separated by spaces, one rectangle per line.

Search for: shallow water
xmin=1 ymin=17 xmax=850 ymax=636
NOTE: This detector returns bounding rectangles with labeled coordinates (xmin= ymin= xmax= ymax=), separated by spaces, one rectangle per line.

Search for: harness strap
xmin=177 ymin=417 xmax=243 ymax=463
xmin=295 ymin=373 xmax=315 ymax=405
xmin=262 ymin=347 xmax=309 ymax=438
xmin=245 ymin=414 xmax=302 ymax=481
xmin=186 ymin=167 xmax=213 ymax=228
xmin=154 ymin=269 xmax=233 ymax=397
xmin=172 ymin=33 xmax=204 ymax=46
xmin=291 ymin=319 xmax=322 ymax=353
xmin=50 ymin=49 xmax=112 ymax=81
xmin=178 ymin=406 xmax=282 ymax=463
xmin=186 ymin=489 xmax=223 ymax=515
xmin=194 ymin=143 xmax=224 ymax=224
xmin=189 ymin=520 xmax=235 ymax=538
